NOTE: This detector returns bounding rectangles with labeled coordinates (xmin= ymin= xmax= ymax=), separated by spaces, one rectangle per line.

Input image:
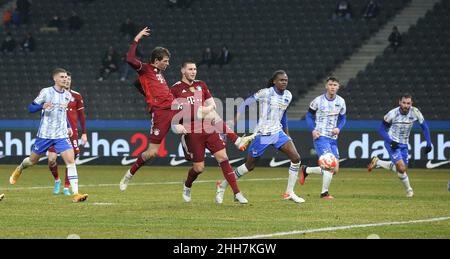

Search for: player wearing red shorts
xmin=119 ymin=27 xmax=176 ymax=191
xmin=171 ymin=61 xmax=250 ymax=203
xmin=48 ymin=72 xmax=88 ymax=196
xmin=120 ymin=27 xmax=254 ymax=191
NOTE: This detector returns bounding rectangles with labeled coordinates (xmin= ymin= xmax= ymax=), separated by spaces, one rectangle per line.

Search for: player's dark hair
xmin=400 ymin=93 xmax=413 ymax=100
xmin=66 ymin=71 xmax=72 ymax=77
xmin=267 ymin=70 xmax=287 ymax=87
xmin=181 ymin=60 xmax=196 ymax=68
xmin=52 ymin=68 xmax=67 ymax=77
xmin=326 ymin=76 xmax=339 ymax=83
xmin=151 ymin=47 xmax=171 ymax=63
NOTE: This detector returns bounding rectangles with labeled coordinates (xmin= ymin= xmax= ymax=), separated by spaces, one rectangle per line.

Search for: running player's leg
xmin=312 ymin=137 xmax=335 ymax=199
xmin=10 ymin=138 xmax=49 ymax=184
xmin=277 ymin=133 xmax=305 ymax=203
xmin=47 ymin=149 xmax=61 ymax=194
xmin=182 ymin=133 xmax=206 ymax=202
xmin=64 ymin=137 xmax=79 ymax=196
xmin=120 ymin=109 xmax=174 ymax=191
xmin=216 ymin=134 xmax=264 ymax=191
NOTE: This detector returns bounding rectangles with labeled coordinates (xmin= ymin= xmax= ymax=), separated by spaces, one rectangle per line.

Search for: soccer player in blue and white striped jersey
xmin=9 ymin=68 xmax=88 ymax=203
xmin=216 ymin=70 xmax=305 ymax=204
xmin=368 ymin=94 xmax=432 ymax=197
xmin=302 ymin=77 xmax=347 ymax=199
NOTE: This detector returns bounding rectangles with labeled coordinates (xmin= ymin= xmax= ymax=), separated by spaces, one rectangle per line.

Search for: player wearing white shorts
xmin=367 ymin=93 xmax=432 ymax=197
xmin=302 ymin=77 xmax=347 ymax=199
xmin=9 ymin=68 xmax=88 ymax=203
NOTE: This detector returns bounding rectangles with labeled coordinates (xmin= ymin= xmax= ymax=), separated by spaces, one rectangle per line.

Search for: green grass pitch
xmin=0 ymin=165 xmax=449 ymax=239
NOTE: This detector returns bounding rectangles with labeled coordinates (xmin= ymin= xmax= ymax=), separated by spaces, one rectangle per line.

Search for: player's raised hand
xmin=134 ymin=27 xmax=151 ymax=42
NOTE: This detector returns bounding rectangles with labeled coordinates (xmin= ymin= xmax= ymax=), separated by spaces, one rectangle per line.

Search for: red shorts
xmin=181 ymin=132 xmax=226 ymax=163
xmin=150 ymin=109 xmax=180 ymax=144
xmin=48 ymin=134 xmax=80 ymax=156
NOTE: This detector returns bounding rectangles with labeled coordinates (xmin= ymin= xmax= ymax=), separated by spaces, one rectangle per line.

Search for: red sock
xmin=64 ymin=168 xmax=70 ymax=188
xmin=214 ymin=119 xmax=238 ymax=143
xmin=49 ymin=164 xmax=59 ymax=181
xmin=185 ymin=168 xmax=201 ymax=188
xmin=220 ymin=160 xmax=240 ymax=194
xmin=130 ymin=154 xmax=147 ymax=175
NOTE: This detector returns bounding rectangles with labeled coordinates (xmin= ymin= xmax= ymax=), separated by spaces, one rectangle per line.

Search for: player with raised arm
xmin=367 ymin=94 xmax=432 ymax=197
xmin=301 ymin=77 xmax=347 ymax=199
xmin=171 ymin=61 xmax=251 ymax=203
xmin=48 ymin=72 xmax=88 ymax=196
xmin=216 ymin=70 xmax=305 ymax=204
xmin=9 ymin=68 xmax=88 ymax=203
xmin=120 ymin=27 xmax=254 ymax=191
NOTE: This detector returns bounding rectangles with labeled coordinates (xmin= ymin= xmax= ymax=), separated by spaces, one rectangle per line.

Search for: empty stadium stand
xmin=0 ymin=0 xmax=412 ymax=120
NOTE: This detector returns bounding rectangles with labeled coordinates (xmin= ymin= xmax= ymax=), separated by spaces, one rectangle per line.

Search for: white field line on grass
xmin=230 ymin=216 xmax=450 ymax=239
xmin=1 ymin=177 xmax=288 ymax=191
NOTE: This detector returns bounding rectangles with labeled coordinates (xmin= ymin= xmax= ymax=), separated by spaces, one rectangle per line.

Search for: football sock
xmin=306 ymin=166 xmax=323 ymax=175
xmin=322 ymin=170 xmax=333 ymax=194
xmin=398 ymin=172 xmax=412 ymax=191
xmin=286 ymin=162 xmax=300 ymax=193
xmin=377 ymin=160 xmax=397 ymax=173
xmin=19 ymin=157 xmax=33 ymax=170
xmin=67 ymin=163 xmax=79 ymax=194
xmin=220 ymin=160 xmax=240 ymax=194
xmin=49 ymin=164 xmax=59 ymax=181
xmin=64 ymin=168 xmax=70 ymax=188
xmin=220 ymin=164 xmax=249 ymax=189
xmin=185 ymin=168 xmax=201 ymax=188
xmin=130 ymin=153 xmax=147 ymax=175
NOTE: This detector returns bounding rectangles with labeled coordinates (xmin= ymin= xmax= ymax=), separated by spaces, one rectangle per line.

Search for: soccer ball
xmin=318 ymin=153 xmax=338 ymax=171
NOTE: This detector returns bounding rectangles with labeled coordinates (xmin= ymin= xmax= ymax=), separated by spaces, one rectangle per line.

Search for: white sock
xmin=220 ymin=164 xmax=249 ymax=189
xmin=286 ymin=162 xmax=300 ymax=194
xmin=55 ymin=179 xmax=61 ymax=183
xmin=19 ymin=157 xmax=33 ymax=170
xmin=377 ymin=160 xmax=397 ymax=173
xmin=398 ymin=172 xmax=412 ymax=191
xmin=322 ymin=170 xmax=333 ymax=194
xmin=306 ymin=166 xmax=322 ymax=175
xmin=67 ymin=163 xmax=79 ymax=194
xmin=125 ymin=170 xmax=133 ymax=179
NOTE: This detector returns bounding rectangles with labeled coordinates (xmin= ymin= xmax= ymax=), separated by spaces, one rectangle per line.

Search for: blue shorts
xmin=32 ymin=138 xmax=73 ymax=155
xmin=384 ymin=141 xmax=409 ymax=165
xmin=314 ymin=136 xmax=339 ymax=159
xmin=248 ymin=131 xmax=292 ymax=158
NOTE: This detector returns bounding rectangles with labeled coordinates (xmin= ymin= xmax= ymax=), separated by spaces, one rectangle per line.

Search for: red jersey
xmin=67 ymin=89 xmax=87 ymax=137
xmin=127 ymin=41 xmax=174 ymax=112
xmin=171 ymin=80 xmax=213 ymax=133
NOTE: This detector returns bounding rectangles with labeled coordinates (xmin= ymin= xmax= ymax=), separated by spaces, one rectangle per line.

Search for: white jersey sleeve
xmin=253 ymin=88 xmax=271 ymax=101
xmin=411 ymin=107 xmax=425 ymax=124
xmin=34 ymin=88 xmax=48 ymax=105
xmin=309 ymin=96 xmax=320 ymax=111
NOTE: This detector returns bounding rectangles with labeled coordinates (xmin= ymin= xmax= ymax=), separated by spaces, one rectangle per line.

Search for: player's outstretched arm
xmin=127 ymin=27 xmax=151 ymax=70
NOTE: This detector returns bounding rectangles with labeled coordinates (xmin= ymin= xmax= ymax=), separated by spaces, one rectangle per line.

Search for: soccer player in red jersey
xmin=171 ymin=61 xmax=250 ymax=203
xmin=48 ymin=72 xmax=88 ymax=196
xmin=120 ymin=28 xmax=254 ymax=191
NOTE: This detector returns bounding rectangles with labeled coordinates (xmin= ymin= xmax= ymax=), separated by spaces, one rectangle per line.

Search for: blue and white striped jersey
xmin=384 ymin=106 xmax=425 ymax=144
xmin=253 ymin=87 xmax=292 ymax=135
xmin=34 ymin=86 xmax=72 ymax=139
xmin=309 ymin=94 xmax=346 ymax=140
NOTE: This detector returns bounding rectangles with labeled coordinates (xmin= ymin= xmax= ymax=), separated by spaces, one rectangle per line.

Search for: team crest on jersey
xmin=152 ymin=128 xmax=160 ymax=136
xmin=284 ymin=98 xmax=289 ymax=103
xmin=196 ymin=86 xmax=202 ymax=91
